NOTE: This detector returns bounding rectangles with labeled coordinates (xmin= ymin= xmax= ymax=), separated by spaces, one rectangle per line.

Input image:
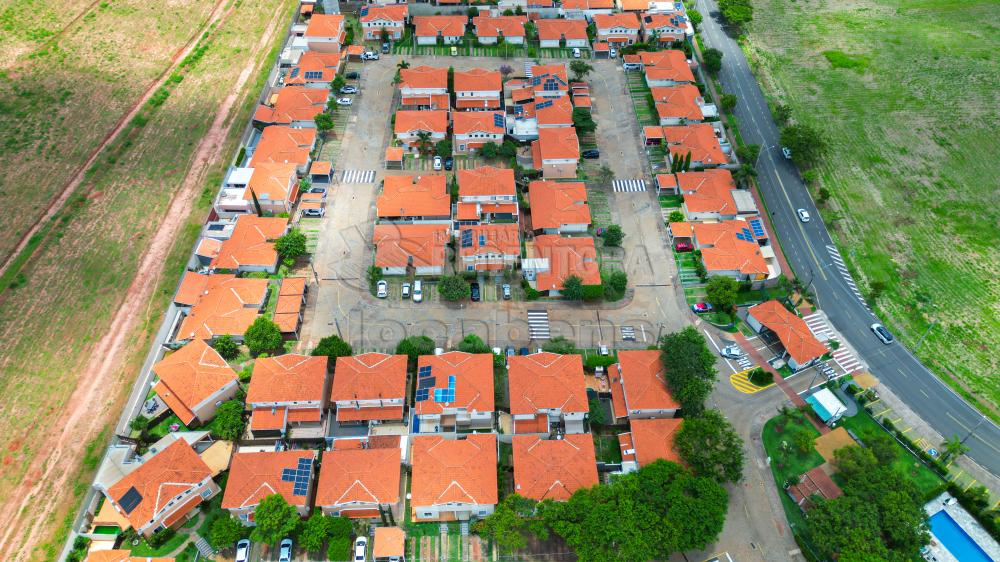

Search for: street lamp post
xmin=754 ymin=144 xmax=774 ymax=168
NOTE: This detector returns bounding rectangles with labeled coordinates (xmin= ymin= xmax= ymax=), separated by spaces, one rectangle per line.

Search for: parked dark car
xmin=444 ymin=156 xmax=454 ymax=170
xmin=382 ymin=42 xmax=391 ymax=54
xmin=519 ymin=347 xmax=530 ymax=355
xmin=470 ymin=282 xmax=481 ymax=301
xmin=581 ymin=149 xmax=600 ymax=159
xmin=691 ymin=302 xmax=713 ymax=313
xmin=345 ymin=71 xmax=360 ymax=80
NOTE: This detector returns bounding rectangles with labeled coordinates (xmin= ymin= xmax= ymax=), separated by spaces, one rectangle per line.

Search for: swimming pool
xmin=929 ymin=510 xmax=994 ymax=562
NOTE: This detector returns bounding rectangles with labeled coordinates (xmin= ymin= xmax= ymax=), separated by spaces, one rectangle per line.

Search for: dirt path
xmin=0 ymin=4 xmax=285 ymax=560
xmin=0 ymin=0 xmax=229 ymax=279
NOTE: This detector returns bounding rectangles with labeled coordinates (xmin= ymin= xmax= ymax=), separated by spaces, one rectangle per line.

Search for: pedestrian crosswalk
xmin=612 ymin=179 xmax=647 ymax=192
xmin=340 ymin=169 xmax=376 ymax=184
xmin=832 ymin=348 xmax=863 ymax=374
xmin=826 ymin=245 xmax=872 ymax=313
xmin=802 ymin=312 xmax=833 ymax=341
xmin=524 ymin=61 xmax=534 ymax=78
xmin=527 ymin=309 xmax=550 ymax=340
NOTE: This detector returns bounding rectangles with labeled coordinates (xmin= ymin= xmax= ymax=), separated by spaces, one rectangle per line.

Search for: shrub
xmin=244 ymin=316 xmax=282 ymax=355
xmin=602 ymin=224 xmax=624 ymax=247
xmin=147 ymin=528 xmax=176 ymax=548
xmin=748 ymin=367 xmax=772 ymax=386
xmin=667 ymin=210 xmax=685 ymax=223
xmin=328 ymin=537 xmax=351 ymax=561
xmin=213 ymin=334 xmax=240 ymax=360
xmin=439 ymin=275 xmax=471 ymax=301
xmin=582 ymin=284 xmax=604 ymax=301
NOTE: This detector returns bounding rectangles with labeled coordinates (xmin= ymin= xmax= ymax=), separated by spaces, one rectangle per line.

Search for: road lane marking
xmin=770 ymin=165 xmax=824 ymax=274
xmin=920 ymin=388 xmax=929 ymax=398
xmin=946 ymin=412 xmax=971 ymax=432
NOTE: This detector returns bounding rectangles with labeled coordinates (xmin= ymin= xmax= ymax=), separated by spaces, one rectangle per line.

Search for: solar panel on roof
xmin=304 ymin=71 xmax=324 ymax=80
xmin=536 ymin=100 xmax=553 ymax=110
xmin=415 ymin=389 xmax=429 ymax=402
xmin=360 ymin=6 xmax=369 ymax=15
xmin=418 ymin=377 xmax=435 ymax=389
xmin=289 ymin=68 xmax=300 ymax=78
xmin=749 ymin=218 xmax=765 ymax=237
xmin=531 ymin=76 xmax=541 ymax=86
xmin=118 ymin=487 xmax=143 ymax=514
xmin=493 ymin=113 xmax=504 ymax=128
xmin=460 ymin=230 xmax=473 ymax=248
xmin=448 ymin=375 xmax=456 ymax=385
xmin=418 ymin=365 xmax=432 ymax=378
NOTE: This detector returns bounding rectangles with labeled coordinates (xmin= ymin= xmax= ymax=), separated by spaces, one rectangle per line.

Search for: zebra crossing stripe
xmin=340 ymin=169 xmax=376 ymax=184
xmin=832 ymin=349 xmax=862 ymax=374
xmin=825 ymin=245 xmax=873 ymax=311
xmin=527 ymin=310 xmax=550 ymax=340
xmin=802 ymin=313 xmax=832 ymax=339
xmin=524 ymin=61 xmax=534 ymax=78
xmin=612 ymin=179 xmax=646 ymax=192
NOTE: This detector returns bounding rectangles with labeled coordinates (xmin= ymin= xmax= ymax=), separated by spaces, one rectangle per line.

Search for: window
xmin=423 ymin=512 xmax=434 ymax=517
xmin=201 ymin=489 xmax=213 ymax=499
xmin=478 ymin=510 xmax=488 ymax=516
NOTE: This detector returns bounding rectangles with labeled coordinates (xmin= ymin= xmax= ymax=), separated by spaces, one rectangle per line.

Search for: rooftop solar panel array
xmin=281 ymin=457 xmax=313 ymax=496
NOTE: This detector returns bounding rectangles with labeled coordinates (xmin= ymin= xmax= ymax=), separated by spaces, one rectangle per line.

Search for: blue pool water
xmin=929 ymin=510 xmax=994 ymax=562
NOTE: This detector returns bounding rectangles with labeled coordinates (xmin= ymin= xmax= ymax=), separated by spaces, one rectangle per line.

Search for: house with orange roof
xmin=273 ymin=277 xmax=307 ymax=336
xmin=399 ymin=66 xmax=450 ymax=109
xmin=747 ymin=301 xmax=829 ymax=372
xmin=223 ymin=450 xmax=317 ymax=523
xmin=650 ymin=84 xmax=717 ymax=125
xmin=640 ymin=11 xmax=691 ymax=44
xmin=472 ymin=15 xmax=527 ymax=45
xmin=617 ymin=0 xmax=654 ymax=11
xmin=305 ymin=14 xmax=347 ymax=53
xmin=676 ymin=168 xmax=738 ymax=219
xmin=507 ymin=352 xmax=588 ymax=434
xmin=640 ymin=50 xmax=695 ymax=87
xmin=453 ymin=111 xmax=505 ymax=154
xmin=618 ymin=418 xmax=683 ymax=473
xmin=246 ymin=354 xmax=330 ymax=440
xmin=560 ymin=0 xmax=615 ymax=21
xmin=393 ymin=110 xmax=449 ymax=152
xmin=373 ymin=224 xmax=450 ymax=276
xmin=254 ymin=86 xmax=330 ymax=127
xmin=657 ymin=123 xmax=731 ymax=168
xmin=331 ymin=353 xmax=408 ymax=423
xmin=455 ymin=166 xmax=518 ymax=224
xmin=211 ymin=215 xmax=289 ymax=274
xmin=507 ymin=95 xmax=573 ymax=141
xmin=413 ymin=352 xmax=495 ymax=433
xmin=377 ymin=175 xmax=451 ymax=223
xmin=152 ymin=340 xmax=239 ymax=426
xmin=535 ymin=19 xmax=589 ymax=49
xmin=453 ymin=68 xmax=503 ymax=110
xmin=286 ymin=51 xmax=342 ymax=87
xmin=690 ymin=220 xmax=773 ymax=282
xmin=175 ymin=276 xmax=268 ymax=342
xmin=360 ymin=4 xmax=409 ymax=41
xmin=410 ymin=434 xmax=498 ymax=521
xmin=249 ymin=126 xmax=317 ymax=173
xmin=593 ymin=13 xmax=641 ymax=46
xmin=528 ymin=181 xmax=590 ymax=234
xmin=373 ymin=527 xmax=407 ymax=562
xmin=607 ymin=350 xmax=678 ymax=423
xmin=315 ymin=447 xmax=403 ymax=518
xmin=215 ymin=162 xmax=299 ymax=217
xmin=413 ymin=15 xmax=468 ymax=45
xmin=457 ymin=223 xmax=520 ymax=271
xmin=512 ymin=434 xmax=599 ymax=501
xmin=531 ymin=127 xmax=579 ymax=179
xmin=528 ymin=64 xmax=570 ymax=97
xmin=655 ymin=172 xmax=679 ymax=194
xmin=85 ymin=550 xmax=175 ymax=562
xmin=523 ymin=235 xmax=600 ymax=295
xmin=173 ymin=271 xmax=234 ymax=307
xmin=98 ymin=438 xmax=218 ymax=536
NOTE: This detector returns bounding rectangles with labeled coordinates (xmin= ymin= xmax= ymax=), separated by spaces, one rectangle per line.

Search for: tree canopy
xmin=659 ymin=327 xmax=717 ymax=415
xmin=213 ymin=334 xmax=240 ymax=360
xmin=472 ymin=495 xmax=545 ymax=554
xmin=438 ymin=275 xmax=471 ymax=301
xmin=208 ymin=515 xmax=247 ymax=550
xmin=541 ymin=336 xmax=578 ymax=355
xmin=705 ymin=275 xmax=739 ymax=312
xmin=244 ymin=316 xmax=283 ymax=355
xmin=561 ymin=275 xmax=584 ymax=301
xmin=250 ymin=494 xmax=300 ymax=545
xmin=457 ymin=333 xmax=491 ymax=354
xmin=602 ymin=224 xmax=624 ymax=247
xmin=780 ymin=123 xmax=826 ymax=165
xmin=312 ymin=335 xmax=352 ymax=360
xmin=675 ymin=410 xmax=745 ymax=483
xmin=210 ymin=400 xmax=245 ymax=441
xmin=717 ymin=0 xmax=753 ymax=27
xmin=396 ymin=335 xmax=436 ymax=364
xmin=702 ymin=48 xmax=723 ymax=74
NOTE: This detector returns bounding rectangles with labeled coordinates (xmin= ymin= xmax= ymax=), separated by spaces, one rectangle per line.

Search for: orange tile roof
xmin=562 ymin=0 xmax=614 ymax=8
xmin=529 ymin=64 xmax=569 ymax=93
xmin=643 ymin=125 xmax=664 ymax=139
xmin=401 ymin=93 xmax=451 ymax=109
xmin=279 ymin=277 xmax=307 ymax=296
xmin=457 ymin=166 xmax=515 ymax=197
xmin=748 ymin=301 xmax=828 ymax=364
xmin=607 ymin=364 xmax=628 ymax=420
xmin=251 ymin=126 xmax=316 ymax=168
xmin=691 ymin=221 xmax=769 ymax=276
xmin=641 ymin=11 xmax=687 ymax=32
xmin=669 ymin=221 xmax=693 ymax=238
xmin=454 ymin=68 xmax=503 ymax=93
xmin=593 ymin=12 xmax=640 ymax=31
xmin=246 ymin=354 xmax=328 ymax=405
xmin=373 ymin=223 xmax=450 ymax=268
xmin=195 ymin=237 xmax=222 ymax=261
xmin=514 ymin=414 xmax=550 ymax=433
xmin=273 ymin=313 xmax=300 ymax=334
xmin=528 ymin=181 xmax=590 ymax=230
xmin=619 ymin=0 xmax=652 ymax=10
xmin=651 ymin=85 xmax=705 ymax=121
xmin=616 ymin=350 xmax=678 ymax=413
xmin=508 ymin=352 xmax=587 ymax=415
xmin=410 ymin=434 xmax=498 ymax=507
xmin=315 ymin=448 xmax=402 ymax=508
xmin=331 ymin=353 xmax=408 ymax=402
xmin=413 ymin=15 xmax=468 ymax=38
xmin=107 ymin=439 xmax=212 ymax=530
xmin=152 ymin=340 xmax=238 ymax=425
xmin=360 ymin=4 xmax=408 ymax=24
xmin=222 ymin=450 xmax=316 ymax=510
xmin=287 ymin=408 xmax=322 ymax=422
xmin=305 ymin=14 xmax=346 ymax=38
xmin=86 ymin=550 xmax=175 ymax=562
xmin=655 ymin=173 xmax=678 ymax=191
xmin=176 ymin=277 xmax=268 ymax=341
xmin=623 ymin=418 xmax=683 ymax=466
xmin=453 ymin=110 xmax=504 ymax=135
xmin=456 ymin=203 xmax=480 ymax=221
xmin=175 ymin=272 xmax=235 ymax=307
xmin=251 ymin=407 xmax=287 ymax=431
xmin=662 ymin=124 xmax=727 ymax=166
xmin=286 ymin=51 xmax=341 ymax=85
xmin=385 ymin=146 xmax=405 ymax=162
xmin=246 ymin=161 xmax=299 ymax=206
xmin=677 ymin=169 xmax=736 ymax=214
xmin=415 ymin=352 xmax=495 ymax=415
xmin=394 ymin=110 xmax=449 ymax=135
xmin=512 ymin=434 xmax=598 ymax=501
xmin=212 ymin=215 xmax=289 ymax=271
xmin=456 ymin=98 xmax=501 ymax=110
xmin=641 ymin=50 xmax=695 ymax=83
xmin=535 ymin=19 xmax=588 ymax=42
xmin=572 ymin=95 xmax=592 ymax=108
xmin=275 ymin=293 xmax=303 ymax=315
xmin=399 ymin=66 xmax=449 ymax=90
xmin=534 ymin=127 xmax=580 ymax=161
xmin=531 ymin=235 xmax=601 ymax=290
xmin=336 ymin=405 xmax=404 ymax=422
xmin=254 ymin=87 xmax=329 ymax=125
xmin=535 ymin=95 xmax=574 ymax=126
xmin=473 ymin=15 xmax=527 ymax=38
xmin=377 ymin=175 xmax=450 ymax=218
xmin=457 ymin=223 xmax=521 ymax=258
xmin=373 ymin=527 xmax=407 ymax=558
xmin=309 ymin=161 xmax=332 ymax=175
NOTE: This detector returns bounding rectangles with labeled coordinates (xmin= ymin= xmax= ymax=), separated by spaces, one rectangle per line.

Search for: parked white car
xmin=412 ymin=280 xmax=423 ymax=303
xmin=354 ymin=536 xmax=368 ymax=561
xmin=376 ymin=280 xmax=388 ymax=298
xmin=336 ymin=97 xmax=353 ymax=106
xmin=797 ymin=208 xmax=810 ymax=222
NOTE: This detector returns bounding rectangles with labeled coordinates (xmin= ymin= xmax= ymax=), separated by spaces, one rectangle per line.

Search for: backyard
xmin=745 ymin=0 xmax=1000 ymax=420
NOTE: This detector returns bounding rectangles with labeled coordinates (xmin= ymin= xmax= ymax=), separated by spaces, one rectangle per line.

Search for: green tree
xmin=251 ymin=494 xmax=300 ymax=545
xmin=367 ymin=265 xmax=384 ymax=295
xmin=472 ymin=495 xmax=540 ymax=554
xmin=244 ymin=316 xmax=283 ymax=355
xmin=736 ymin=143 xmax=760 ymax=163
xmin=561 ymin=275 xmax=584 ymax=301
xmin=602 ymin=224 xmax=624 ymax=247
xmin=702 ymin=48 xmax=723 ymax=74
xmin=438 ymin=275 xmax=471 ymax=301
xmin=582 ymin=284 xmax=604 ymax=301
xmin=732 ymin=163 xmax=757 ymax=187
xmin=129 ymin=415 xmax=150 ymax=433
xmin=675 ymin=410 xmax=745 ymax=483
xmin=602 ymin=269 xmax=628 ymax=301
xmin=572 ymin=108 xmax=597 ymax=135
xmin=780 ymin=123 xmax=826 ymax=164
xmin=415 ymin=131 xmax=433 ymax=155
xmin=275 ymin=228 xmax=307 ymax=263
xmin=705 ymin=275 xmax=739 ymax=312
xmin=720 ymin=93 xmax=737 ymax=112
xmin=209 ymin=515 xmax=247 ymax=550
xmin=717 ymin=0 xmax=753 ymax=27
xmin=659 ymin=327 xmax=716 ymax=415
xmin=435 ymin=139 xmax=452 ymax=156
xmin=569 ymin=60 xmax=593 ymax=82
xmin=688 ymin=9 xmax=703 ymax=27
xmin=212 ymin=334 xmax=240 ymax=360
xmin=667 ymin=210 xmax=686 ymax=223
xmin=380 ymin=28 xmax=390 ymax=44
xmin=298 ymin=515 xmax=331 ymax=553
xmin=499 ymin=139 xmax=518 ymax=159
xmin=396 ymin=335 xmax=436 ymax=364
xmin=327 ymin=537 xmax=351 ymax=561
xmin=941 ymin=434 xmax=970 ymax=463
xmin=332 ymin=74 xmax=346 ymax=91
xmin=542 ymin=336 xmax=578 ymax=355
xmin=211 ymin=400 xmax=245 ymax=441
xmin=792 ymin=427 xmax=815 ymax=455
xmin=773 ymin=103 xmax=792 ymax=125
xmin=311 ymin=335 xmax=352 ymax=370
xmin=588 ymin=398 xmax=606 ymax=426
xmin=314 ymin=112 xmax=334 ymax=134
xmin=457 ymin=333 xmax=491 ymax=354
xmin=479 ymin=142 xmax=500 ymax=160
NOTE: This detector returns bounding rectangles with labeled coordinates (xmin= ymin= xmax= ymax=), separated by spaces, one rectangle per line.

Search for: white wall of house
xmin=455 ymin=132 xmax=504 ymax=153
xmin=416 ymin=265 xmax=444 ymax=276
xmin=191 ymin=380 xmax=240 ymax=424
xmin=363 ymin=22 xmax=405 ymax=40
xmin=400 ymin=85 xmax=448 ymax=97
xmin=307 ymin=37 xmax=342 ymax=53
xmin=396 ymin=131 xmax=447 ymax=150
xmin=412 ymin=502 xmax=495 ymax=522
xmin=416 ymin=34 xmax=463 ymax=45
xmin=381 ymin=266 xmax=408 ymax=276
xmin=459 ymin=194 xmax=516 ymax=204
xmin=627 ymin=407 xmax=678 ymax=420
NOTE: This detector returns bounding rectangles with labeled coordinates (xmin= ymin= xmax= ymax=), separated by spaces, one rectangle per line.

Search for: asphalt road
xmin=694 ymin=0 xmax=1000 ymax=476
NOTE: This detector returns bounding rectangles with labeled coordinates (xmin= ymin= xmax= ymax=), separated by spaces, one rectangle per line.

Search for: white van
xmin=412 ymin=280 xmax=423 ymax=303
xmin=572 ymin=47 xmax=581 ymax=58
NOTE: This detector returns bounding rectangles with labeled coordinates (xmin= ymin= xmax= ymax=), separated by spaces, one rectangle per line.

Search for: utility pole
xmin=960 ymin=417 xmax=985 ymax=445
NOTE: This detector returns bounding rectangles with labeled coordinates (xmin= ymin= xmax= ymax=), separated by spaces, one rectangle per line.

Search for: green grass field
xmin=744 ymin=0 xmax=1000 ymax=419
